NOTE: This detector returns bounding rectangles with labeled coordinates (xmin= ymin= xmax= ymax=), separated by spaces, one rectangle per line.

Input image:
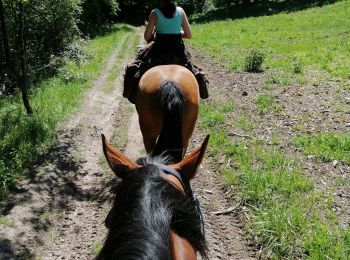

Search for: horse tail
xmin=152 ymin=81 xmax=184 ymax=162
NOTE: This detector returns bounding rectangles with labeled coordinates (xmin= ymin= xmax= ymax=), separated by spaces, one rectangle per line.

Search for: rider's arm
xmin=181 ymin=8 xmax=192 ymax=39
xmin=144 ymin=11 xmax=157 ymax=43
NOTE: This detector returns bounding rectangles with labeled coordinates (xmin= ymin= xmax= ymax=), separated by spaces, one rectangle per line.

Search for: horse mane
xmin=97 ymin=163 xmax=207 ymax=260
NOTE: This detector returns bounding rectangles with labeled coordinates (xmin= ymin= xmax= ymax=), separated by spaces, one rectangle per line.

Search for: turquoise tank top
xmin=154 ymin=7 xmax=182 ymax=34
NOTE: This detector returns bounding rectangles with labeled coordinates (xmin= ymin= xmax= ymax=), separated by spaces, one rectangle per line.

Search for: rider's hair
xmin=160 ymin=0 xmax=176 ymax=19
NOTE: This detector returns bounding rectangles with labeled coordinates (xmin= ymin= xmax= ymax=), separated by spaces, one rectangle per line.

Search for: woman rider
xmin=123 ymin=0 xmax=208 ymax=104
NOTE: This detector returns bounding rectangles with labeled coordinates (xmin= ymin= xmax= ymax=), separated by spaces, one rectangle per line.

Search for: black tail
xmin=152 ymin=81 xmax=184 ymax=163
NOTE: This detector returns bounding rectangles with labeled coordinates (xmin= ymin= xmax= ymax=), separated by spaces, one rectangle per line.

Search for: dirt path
xmin=0 ymin=30 xmax=256 ymax=259
xmin=0 ymin=29 xmax=141 ymax=259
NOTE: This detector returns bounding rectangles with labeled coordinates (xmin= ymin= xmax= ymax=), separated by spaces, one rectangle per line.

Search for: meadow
xmin=191 ymin=0 xmax=350 ymax=81
xmin=194 ymin=1 xmax=350 ymax=258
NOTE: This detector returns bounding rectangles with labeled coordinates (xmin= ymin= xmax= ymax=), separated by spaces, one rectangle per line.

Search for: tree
xmin=18 ymin=0 xmax=32 ymax=114
xmin=0 ymin=0 xmax=13 ymax=92
xmin=79 ymin=0 xmax=119 ymax=35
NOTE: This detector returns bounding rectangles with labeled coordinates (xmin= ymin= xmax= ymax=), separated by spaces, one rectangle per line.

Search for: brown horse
xmin=135 ymin=64 xmax=199 ymax=162
xmin=97 ymin=134 xmax=209 ymax=260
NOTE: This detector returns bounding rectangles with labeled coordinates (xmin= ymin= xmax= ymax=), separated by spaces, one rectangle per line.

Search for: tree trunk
xmin=18 ymin=0 xmax=33 ymax=115
xmin=0 ymin=0 xmax=11 ymax=74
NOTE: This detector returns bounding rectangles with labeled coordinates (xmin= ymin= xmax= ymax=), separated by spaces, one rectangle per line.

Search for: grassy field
xmin=0 ymin=24 xmax=133 ymax=203
xmin=191 ymin=0 xmax=350 ymax=82
xmin=194 ymin=1 xmax=350 ymax=258
xmin=200 ymin=102 xmax=350 ymax=258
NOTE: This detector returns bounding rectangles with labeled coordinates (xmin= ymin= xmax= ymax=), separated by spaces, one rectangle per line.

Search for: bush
xmin=244 ymin=49 xmax=265 ymax=72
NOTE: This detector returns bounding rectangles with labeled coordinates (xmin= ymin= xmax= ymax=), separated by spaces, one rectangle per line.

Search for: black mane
xmin=97 ymin=163 xmax=207 ymax=259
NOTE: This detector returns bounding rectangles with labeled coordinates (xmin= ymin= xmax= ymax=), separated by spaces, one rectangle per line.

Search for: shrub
xmin=244 ymin=49 xmax=265 ymax=72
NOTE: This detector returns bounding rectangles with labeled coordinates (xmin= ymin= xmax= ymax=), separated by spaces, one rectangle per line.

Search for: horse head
xmin=97 ymin=134 xmax=209 ymax=260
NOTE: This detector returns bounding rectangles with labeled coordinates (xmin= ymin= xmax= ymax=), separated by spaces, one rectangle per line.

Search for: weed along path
xmin=0 ymin=29 xmax=254 ymax=259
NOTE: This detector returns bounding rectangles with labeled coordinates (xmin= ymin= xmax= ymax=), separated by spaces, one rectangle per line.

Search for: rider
xmin=123 ymin=0 xmax=209 ymax=104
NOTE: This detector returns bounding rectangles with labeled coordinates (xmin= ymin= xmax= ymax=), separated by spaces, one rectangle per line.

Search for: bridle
xmin=151 ymin=162 xmax=205 ymax=235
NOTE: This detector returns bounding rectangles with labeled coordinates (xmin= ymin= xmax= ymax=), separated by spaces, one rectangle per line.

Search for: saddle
xmin=123 ymin=43 xmax=209 ymax=104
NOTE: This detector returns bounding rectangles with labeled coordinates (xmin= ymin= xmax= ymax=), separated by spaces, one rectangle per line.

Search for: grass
xmin=191 ymin=0 xmax=350 ymax=80
xmin=50 ymin=229 xmax=61 ymax=242
xmin=102 ymin=30 xmax=140 ymax=93
xmin=256 ymin=93 xmax=281 ymax=115
xmin=0 ymin=24 xmax=134 ymax=204
xmin=237 ymin=114 xmax=255 ymax=132
xmin=91 ymin=241 xmax=103 ymax=257
xmin=40 ymin=211 xmax=51 ymax=222
xmin=0 ymin=216 xmax=10 ymax=226
xmin=200 ymin=102 xmax=350 ymax=258
xmin=294 ymin=132 xmax=350 ymax=164
xmin=199 ymin=101 xmax=237 ymax=127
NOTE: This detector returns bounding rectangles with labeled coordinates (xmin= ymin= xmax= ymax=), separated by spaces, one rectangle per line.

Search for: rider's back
xmin=154 ymin=7 xmax=182 ymax=35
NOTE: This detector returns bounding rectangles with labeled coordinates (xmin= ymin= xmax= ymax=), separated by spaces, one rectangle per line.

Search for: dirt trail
xmin=0 ymin=29 xmax=255 ymax=259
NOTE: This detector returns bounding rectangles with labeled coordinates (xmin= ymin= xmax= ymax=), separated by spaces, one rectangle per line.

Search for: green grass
xmin=40 ymin=211 xmax=51 ymax=222
xmin=191 ymin=0 xmax=350 ymax=80
xmin=199 ymin=102 xmax=226 ymax=127
xmin=294 ymin=132 xmax=350 ymax=164
xmin=0 ymin=216 xmax=10 ymax=226
xmin=0 ymin=24 xmax=134 ymax=203
xmin=237 ymin=114 xmax=255 ymax=132
xmin=200 ymin=103 xmax=350 ymax=258
xmin=256 ymin=93 xmax=281 ymax=115
xmin=91 ymin=241 xmax=103 ymax=256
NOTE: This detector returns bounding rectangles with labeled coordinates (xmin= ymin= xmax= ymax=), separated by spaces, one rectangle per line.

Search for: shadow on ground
xmin=0 ymin=129 xmax=114 ymax=259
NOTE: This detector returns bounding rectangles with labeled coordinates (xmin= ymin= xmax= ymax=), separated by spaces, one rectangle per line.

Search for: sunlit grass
xmin=191 ymin=1 xmax=350 ymax=80
xmin=294 ymin=132 xmax=350 ymax=164
xmin=200 ymin=102 xmax=350 ymax=258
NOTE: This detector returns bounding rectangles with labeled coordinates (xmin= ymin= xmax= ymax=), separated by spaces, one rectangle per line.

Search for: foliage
xmin=79 ymin=0 xmax=119 ymax=36
xmin=0 ymin=0 xmax=120 ymax=95
xmin=117 ymin=0 xmax=152 ymax=24
xmin=244 ymin=49 xmax=265 ymax=72
xmin=193 ymin=0 xmax=340 ymax=23
xmin=0 ymin=25 xmax=132 ymax=204
xmin=0 ymin=0 xmax=82 ymax=91
xmin=176 ymin=0 xmax=195 ymax=14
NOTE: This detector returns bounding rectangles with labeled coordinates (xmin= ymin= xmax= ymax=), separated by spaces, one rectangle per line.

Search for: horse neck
xmin=171 ymin=230 xmax=197 ymax=260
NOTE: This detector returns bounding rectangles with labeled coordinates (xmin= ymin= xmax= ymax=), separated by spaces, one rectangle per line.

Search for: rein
xmin=151 ymin=162 xmax=205 ymax=235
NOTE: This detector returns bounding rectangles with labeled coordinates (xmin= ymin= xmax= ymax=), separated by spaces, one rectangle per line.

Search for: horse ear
xmin=173 ymin=135 xmax=210 ymax=181
xmin=101 ymin=134 xmax=140 ymax=178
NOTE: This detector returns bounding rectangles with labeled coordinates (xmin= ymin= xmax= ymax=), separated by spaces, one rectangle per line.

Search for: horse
xmin=97 ymin=134 xmax=209 ymax=260
xmin=135 ymin=64 xmax=199 ymax=162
